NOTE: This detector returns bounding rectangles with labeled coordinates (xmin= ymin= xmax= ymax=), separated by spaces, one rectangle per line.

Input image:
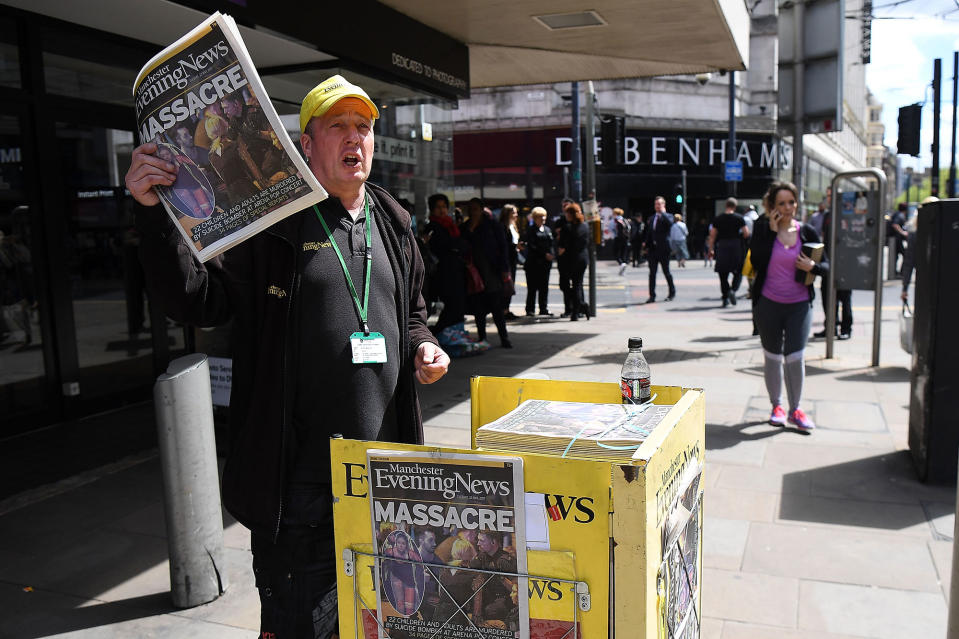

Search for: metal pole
xmin=792 ymin=0 xmax=805 ymax=210
xmin=571 ymin=82 xmax=582 ymax=203
xmin=154 ymin=353 xmax=228 ymax=608
xmin=933 ymin=58 xmax=941 ymax=197
xmin=872 ymin=176 xmax=885 ymax=367
xmin=681 ymin=169 xmax=688 ymax=218
xmin=586 ymin=81 xmax=597 ymax=316
xmin=826 ymin=184 xmax=837 ymax=358
xmin=585 ymin=81 xmax=596 ymax=201
xmin=949 ymin=51 xmax=957 ymax=198
xmin=728 ymin=70 xmax=737 ymax=197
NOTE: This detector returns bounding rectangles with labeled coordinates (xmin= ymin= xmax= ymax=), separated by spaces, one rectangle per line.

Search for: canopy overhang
xmin=2 ymin=0 xmax=749 ymax=101
xmin=381 ymin=0 xmax=751 ymax=87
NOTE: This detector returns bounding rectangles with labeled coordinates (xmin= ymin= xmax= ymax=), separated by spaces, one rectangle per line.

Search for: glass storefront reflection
xmin=56 ymin=123 xmax=184 ymax=400
xmin=0 ymin=16 xmax=19 ymax=88
xmin=369 ymin=99 xmax=454 ymax=225
xmin=0 ymin=115 xmax=45 ymax=420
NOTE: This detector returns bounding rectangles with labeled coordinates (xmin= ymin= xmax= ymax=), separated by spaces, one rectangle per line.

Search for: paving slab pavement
xmin=0 ymin=261 xmax=950 ymax=637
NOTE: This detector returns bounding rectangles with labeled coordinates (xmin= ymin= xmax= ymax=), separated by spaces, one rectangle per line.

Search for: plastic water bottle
xmin=621 ymin=337 xmax=651 ymax=404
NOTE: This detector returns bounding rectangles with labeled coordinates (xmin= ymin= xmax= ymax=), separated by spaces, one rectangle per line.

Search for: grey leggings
xmin=755 ymin=296 xmax=813 ymax=411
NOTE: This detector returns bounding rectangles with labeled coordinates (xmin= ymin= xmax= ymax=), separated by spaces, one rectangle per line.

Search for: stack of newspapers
xmin=476 ymin=399 xmax=673 ymax=462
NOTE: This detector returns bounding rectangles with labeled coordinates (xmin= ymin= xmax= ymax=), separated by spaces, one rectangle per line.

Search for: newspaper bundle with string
xmin=132 ymin=12 xmax=326 ymax=261
xmin=476 ymin=399 xmax=673 ymax=462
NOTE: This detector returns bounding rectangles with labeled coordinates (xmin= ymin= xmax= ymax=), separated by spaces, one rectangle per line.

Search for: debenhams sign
xmin=554 ymin=133 xmax=791 ymax=172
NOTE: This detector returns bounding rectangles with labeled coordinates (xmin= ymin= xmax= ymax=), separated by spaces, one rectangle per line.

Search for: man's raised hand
xmin=124 ymin=142 xmax=177 ymax=207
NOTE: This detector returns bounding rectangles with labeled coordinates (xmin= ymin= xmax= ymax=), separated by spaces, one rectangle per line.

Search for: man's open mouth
xmin=343 ymin=153 xmax=360 ymax=167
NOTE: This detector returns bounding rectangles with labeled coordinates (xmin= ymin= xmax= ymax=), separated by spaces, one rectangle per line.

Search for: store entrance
xmin=54 ymin=121 xmax=185 ymax=409
xmin=0 ymin=113 xmax=48 ymax=426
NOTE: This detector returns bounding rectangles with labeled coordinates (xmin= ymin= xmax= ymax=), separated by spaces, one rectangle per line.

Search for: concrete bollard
xmin=154 ymin=353 xmax=228 ymax=608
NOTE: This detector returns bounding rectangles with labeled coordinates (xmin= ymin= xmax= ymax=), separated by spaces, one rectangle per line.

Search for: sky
xmin=866 ymin=0 xmax=959 ymax=171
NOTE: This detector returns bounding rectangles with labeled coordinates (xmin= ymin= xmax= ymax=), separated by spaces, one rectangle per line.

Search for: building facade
xmin=449 ymin=0 xmax=882 ymax=223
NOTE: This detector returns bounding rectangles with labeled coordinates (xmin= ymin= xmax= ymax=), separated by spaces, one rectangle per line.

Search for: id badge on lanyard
xmin=350 ymin=332 xmax=388 ymax=363
xmin=314 ymin=196 xmax=388 ymax=365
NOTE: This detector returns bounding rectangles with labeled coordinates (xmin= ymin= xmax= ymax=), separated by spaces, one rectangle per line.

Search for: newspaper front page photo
xmin=133 ymin=12 xmax=325 ymax=261
xmin=367 ymin=449 xmax=529 ymax=639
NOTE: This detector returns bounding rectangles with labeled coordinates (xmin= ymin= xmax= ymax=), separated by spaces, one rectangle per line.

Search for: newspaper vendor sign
xmin=133 ymin=12 xmax=325 ymax=261
xmin=367 ymin=449 xmax=529 ymax=639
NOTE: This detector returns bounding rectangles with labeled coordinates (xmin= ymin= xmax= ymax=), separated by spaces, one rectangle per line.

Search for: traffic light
xmin=600 ymin=115 xmax=625 ymax=166
xmin=674 ymin=183 xmax=684 ymax=206
xmin=898 ymin=104 xmax=921 ymax=157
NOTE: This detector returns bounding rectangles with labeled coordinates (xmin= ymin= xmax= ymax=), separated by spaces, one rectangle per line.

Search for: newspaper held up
xmin=367 ymin=449 xmax=529 ymax=639
xmin=132 ymin=12 xmax=326 ymax=262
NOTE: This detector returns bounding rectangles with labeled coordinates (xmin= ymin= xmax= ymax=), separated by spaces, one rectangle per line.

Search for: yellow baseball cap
xmin=299 ymin=75 xmax=379 ymax=133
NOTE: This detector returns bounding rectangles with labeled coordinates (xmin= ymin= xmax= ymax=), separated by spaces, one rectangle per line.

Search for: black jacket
xmin=136 ymin=183 xmax=437 ymax=538
xmin=461 ymin=215 xmax=510 ymax=293
xmin=426 ymin=218 xmax=468 ymax=302
xmin=558 ymin=221 xmax=588 ymax=265
xmin=523 ymin=224 xmax=555 ymax=268
xmin=749 ymin=215 xmax=829 ymax=305
xmin=644 ymin=212 xmax=673 ymax=258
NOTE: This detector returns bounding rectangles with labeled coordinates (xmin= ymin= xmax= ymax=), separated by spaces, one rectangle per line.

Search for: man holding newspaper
xmin=126 ymin=75 xmax=449 ymax=639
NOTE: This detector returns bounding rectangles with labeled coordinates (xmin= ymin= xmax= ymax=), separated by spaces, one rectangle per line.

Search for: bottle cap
xmin=628 ymin=337 xmax=643 ymax=349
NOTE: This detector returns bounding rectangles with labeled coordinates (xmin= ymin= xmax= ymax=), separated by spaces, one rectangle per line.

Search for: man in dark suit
xmin=643 ymin=196 xmax=676 ymax=302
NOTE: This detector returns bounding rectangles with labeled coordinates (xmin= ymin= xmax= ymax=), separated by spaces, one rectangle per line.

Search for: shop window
xmin=0 ymin=17 xmax=19 ymax=88
xmin=482 ymin=168 xmax=528 ymax=202
xmin=0 ymin=114 xmax=45 ymax=427
xmin=370 ymin=99 xmax=454 ymax=223
xmin=452 ymin=170 xmax=481 ymax=206
xmin=56 ymin=122 xmax=184 ymax=402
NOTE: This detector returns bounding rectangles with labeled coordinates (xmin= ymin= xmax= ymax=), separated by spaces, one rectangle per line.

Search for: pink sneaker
xmin=788 ymin=408 xmax=815 ymax=431
xmin=769 ymin=405 xmax=787 ymax=426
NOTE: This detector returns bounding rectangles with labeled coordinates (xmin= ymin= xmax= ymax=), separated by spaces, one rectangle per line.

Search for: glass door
xmin=0 ymin=113 xmax=48 ymax=422
xmin=55 ymin=122 xmax=185 ymax=403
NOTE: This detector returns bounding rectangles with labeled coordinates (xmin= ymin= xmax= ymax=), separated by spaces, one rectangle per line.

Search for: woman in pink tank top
xmin=748 ymin=181 xmax=829 ymax=431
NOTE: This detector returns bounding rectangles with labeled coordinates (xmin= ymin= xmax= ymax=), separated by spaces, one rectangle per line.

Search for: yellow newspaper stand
xmin=331 ymin=377 xmax=705 ymax=639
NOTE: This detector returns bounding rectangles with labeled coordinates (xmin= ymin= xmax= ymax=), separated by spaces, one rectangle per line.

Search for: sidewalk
xmin=0 ymin=261 xmax=950 ymax=638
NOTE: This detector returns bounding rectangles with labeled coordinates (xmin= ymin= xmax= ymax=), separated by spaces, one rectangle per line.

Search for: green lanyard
xmin=313 ymin=196 xmax=373 ymax=334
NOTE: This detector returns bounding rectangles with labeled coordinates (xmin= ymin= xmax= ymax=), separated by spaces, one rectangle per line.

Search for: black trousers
xmin=718 ymin=271 xmax=743 ymax=300
xmin=525 ymin=262 xmax=551 ymax=314
xmin=434 ymin=284 xmax=466 ymax=334
xmin=472 ymin=291 xmax=509 ymax=343
xmin=647 ymin=252 xmax=675 ymax=299
xmin=252 ymin=489 xmax=339 ymax=639
xmin=567 ymin=258 xmax=588 ymax=314
xmin=819 ymin=277 xmax=852 ymax=334
xmin=557 ymin=261 xmax=572 ymax=313
xmin=631 ymin=242 xmax=644 ymax=266
xmin=614 ymin=237 xmax=629 ymax=264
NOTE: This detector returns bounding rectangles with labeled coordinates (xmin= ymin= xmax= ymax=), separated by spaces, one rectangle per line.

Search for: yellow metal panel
xmin=331 ymin=438 xmax=613 ymax=639
xmin=333 ymin=378 xmax=706 ymax=639
xmin=612 ymin=389 xmax=705 ymax=638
